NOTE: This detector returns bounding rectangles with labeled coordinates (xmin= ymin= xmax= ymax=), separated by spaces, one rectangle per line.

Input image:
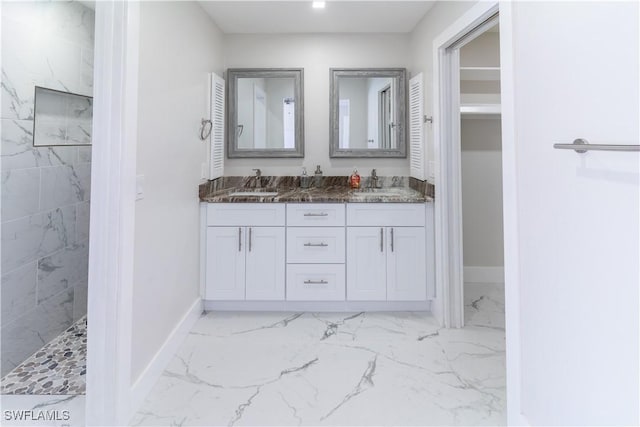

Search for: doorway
xmin=432 ymin=0 xmax=522 ymax=422
xmin=458 ymin=24 xmax=505 ymax=328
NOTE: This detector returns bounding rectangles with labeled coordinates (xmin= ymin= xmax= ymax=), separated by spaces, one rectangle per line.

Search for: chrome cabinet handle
xmin=380 ymin=227 xmax=384 ymax=252
xmin=390 ymin=228 xmax=394 ymax=252
xmin=304 ymin=212 xmax=329 ymax=217
xmin=249 ymin=227 xmax=252 ymax=252
xmin=238 ymin=227 xmax=242 ymax=252
xmin=304 ymin=279 xmax=328 ymax=285
xmin=304 ymin=242 xmax=328 ymax=247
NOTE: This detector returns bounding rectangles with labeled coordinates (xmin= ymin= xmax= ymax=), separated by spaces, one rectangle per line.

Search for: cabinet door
xmin=206 ymin=227 xmax=245 ymax=300
xmin=346 ymin=227 xmax=386 ymax=301
xmin=387 ymin=227 xmax=427 ymax=301
xmin=245 ymin=227 xmax=285 ymax=300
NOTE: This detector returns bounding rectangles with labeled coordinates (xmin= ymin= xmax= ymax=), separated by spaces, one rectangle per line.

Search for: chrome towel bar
xmin=554 ymin=138 xmax=640 ymax=153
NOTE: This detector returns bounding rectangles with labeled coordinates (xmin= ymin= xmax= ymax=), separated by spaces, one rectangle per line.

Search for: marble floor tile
xmin=132 ymin=285 xmax=506 ymax=426
xmin=0 ymin=395 xmax=85 ymax=427
xmin=464 ymin=283 xmax=505 ymax=330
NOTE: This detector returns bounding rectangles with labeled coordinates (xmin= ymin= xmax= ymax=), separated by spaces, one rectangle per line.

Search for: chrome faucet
xmin=252 ymin=169 xmax=262 ymax=189
xmin=370 ymin=169 xmax=380 ymax=189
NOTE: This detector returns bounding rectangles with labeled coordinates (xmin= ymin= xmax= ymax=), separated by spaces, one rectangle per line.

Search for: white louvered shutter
xmin=409 ymin=73 xmax=425 ymax=180
xmin=210 ymin=73 xmax=225 ymax=180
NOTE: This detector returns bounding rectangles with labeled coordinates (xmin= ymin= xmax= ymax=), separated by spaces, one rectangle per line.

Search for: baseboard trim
xmin=203 ymin=300 xmax=431 ymax=312
xmin=129 ymin=298 xmax=203 ymax=419
xmin=464 ymin=266 xmax=504 ymax=284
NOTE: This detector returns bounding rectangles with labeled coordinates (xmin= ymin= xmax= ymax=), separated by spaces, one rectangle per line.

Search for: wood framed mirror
xmin=227 ymin=68 xmax=304 ymax=158
xmin=330 ymin=68 xmax=407 ymax=158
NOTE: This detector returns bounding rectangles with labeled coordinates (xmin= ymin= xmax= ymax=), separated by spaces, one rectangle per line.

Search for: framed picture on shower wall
xmin=33 ymin=86 xmax=93 ymax=146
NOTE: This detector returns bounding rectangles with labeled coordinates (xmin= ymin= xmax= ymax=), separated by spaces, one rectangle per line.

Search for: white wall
xmin=461 ymin=119 xmax=503 ymax=268
xmin=131 ymin=1 xmax=223 ymax=382
xmin=236 ymin=78 xmax=261 ymax=148
xmin=509 ymin=1 xmax=639 ymax=424
xmin=409 ymin=1 xmax=477 ymax=182
xmin=460 ymin=31 xmax=499 ymax=67
xmin=265 ymin=78 xmax=294 ymax=149
xmin=339 ymin=77 xmax=368 ymax=149
xmin=223 ymin=33 xmax=411 ymax=176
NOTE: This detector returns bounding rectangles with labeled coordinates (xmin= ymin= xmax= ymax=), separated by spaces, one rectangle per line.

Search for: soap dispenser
xmin=349 ymin=168 xmax=361 ymax=189
xmin=314 ymin=165 xmax=323 ymax=188
xmin=300 ymin=166 xmax=310 ymax=189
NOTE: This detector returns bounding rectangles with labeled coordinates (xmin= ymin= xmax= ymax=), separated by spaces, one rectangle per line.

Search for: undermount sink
xmin=228 ymin=189 xmax=279 ymax=197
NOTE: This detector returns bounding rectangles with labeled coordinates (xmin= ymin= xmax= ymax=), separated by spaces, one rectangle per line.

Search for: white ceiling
xmin=198 ymin=1 xmax=436 ymax=34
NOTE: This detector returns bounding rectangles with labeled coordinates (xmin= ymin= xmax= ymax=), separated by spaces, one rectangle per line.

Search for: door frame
xmin=432 ymin=1 xmax=525 ymax=424
xmin=86 ymin=1 xmax=139 ymax=425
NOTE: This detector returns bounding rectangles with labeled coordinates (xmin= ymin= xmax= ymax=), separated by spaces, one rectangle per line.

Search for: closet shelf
xmin=460 ymin=66 xmax=500 ymax=81
xmin=460 ymin=103 xmax=501 ymax=117
xmin=460 ymin=93 xmax=500 ymax=117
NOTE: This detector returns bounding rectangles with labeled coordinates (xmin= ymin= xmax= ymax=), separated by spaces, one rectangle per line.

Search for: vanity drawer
xmin=286 ymin=204 xmax=345 ymax=227
xmin=286 ymin=264 xmax=345 ymax=301
xmin=287 ymin=227 xmax=345 ymax=263
xmin=346 ymin=203 xmax=425 ymax=227
xmin=207 ymin=203 xmax=285 ymax=226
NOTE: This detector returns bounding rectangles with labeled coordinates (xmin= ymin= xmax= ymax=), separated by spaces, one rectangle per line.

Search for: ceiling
xmin=197 ymin=1 xmax=436 ymax=34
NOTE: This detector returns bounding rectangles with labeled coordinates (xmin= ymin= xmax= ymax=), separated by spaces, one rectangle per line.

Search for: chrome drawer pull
xmin=248 ymin=227 xmax=252 ymax=252
xmin=380 ymin=227 xmax=384 ymax=252
xmin=390 ymin=228 xmax=394 ymax=252
xmin=238 ymin=227 xmax=242 ymax=251
xmin=304 ymin=279 xmax=328 ymax=285
xmin=304 ymin=242 xmax=328 ymax=247
xmin=304 ymin=212 xmax=329 ymax=217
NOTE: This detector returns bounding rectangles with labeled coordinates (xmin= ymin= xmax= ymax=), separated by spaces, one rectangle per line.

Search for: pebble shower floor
xmin=1 ymin=316 xmax=86 ymax=395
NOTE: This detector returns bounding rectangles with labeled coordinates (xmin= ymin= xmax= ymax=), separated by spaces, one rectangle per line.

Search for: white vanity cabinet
xmin=205 ymin=204 xmax=285 ymax=301
xmin=203 ymin=202 xmax=433 ymax=308
xmin=346 ymin=204 xmax=427 ymax=301
xmin=286 ymin=204 xmax=346 ymax=301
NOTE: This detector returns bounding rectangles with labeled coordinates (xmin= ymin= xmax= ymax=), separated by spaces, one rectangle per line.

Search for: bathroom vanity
xmin=199 ymin=177 xmax=435 ymax=311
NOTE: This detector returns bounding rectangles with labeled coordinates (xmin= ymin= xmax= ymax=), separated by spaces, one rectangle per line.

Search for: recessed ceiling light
xmin=312 ymin=1 xmax=326 ymax=9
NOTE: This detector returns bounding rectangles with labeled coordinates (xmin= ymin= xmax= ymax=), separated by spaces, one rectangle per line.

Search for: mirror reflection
xmin=236 ymin=77 xmax=295 ymax=150
xmin=228 ymin=68 xmax=304 ymax=158
xmin=338 ymin=77 xmax=396 ymax=150
xmin=330 ymin=68 xmax=406 ymax=158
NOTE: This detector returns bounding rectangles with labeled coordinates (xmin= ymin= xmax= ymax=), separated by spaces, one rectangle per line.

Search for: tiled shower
xmin=1 ymin=1 xmax=94 ymax=392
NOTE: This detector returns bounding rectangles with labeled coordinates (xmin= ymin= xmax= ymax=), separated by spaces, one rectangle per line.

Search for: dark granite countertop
xmin=199 ymin=176 xmax=434 ymax=204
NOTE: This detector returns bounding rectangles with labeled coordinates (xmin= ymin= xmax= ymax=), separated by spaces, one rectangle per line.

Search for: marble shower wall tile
xmin=1 ymin=2 xmax=95 ymax=120
xmin=1 ymin=119 xmax=78 ymax=171
xmin=37 ymin=242 xmax=88 ymax=304
xmin=80 ymin=48 xmax=94 ymax=95
xmin=39 ymin=164 xmax=91 ymax=212
xmin=75 ymin=201 xmax=90 ymax=243
xmin=77 ymin=146 xmax=91 ymax=164
xmin=1 ymin=168 xmax=40 ymax=221
xmin=72 ymin=280 xmax=88 ymax=321
xmin=1 ymin=287 xmax=74 ymax=377
xmin=2 ymin=206 xmax=76 ymax=274
xmin=1 ymin=262 xmax=37 ymax=326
